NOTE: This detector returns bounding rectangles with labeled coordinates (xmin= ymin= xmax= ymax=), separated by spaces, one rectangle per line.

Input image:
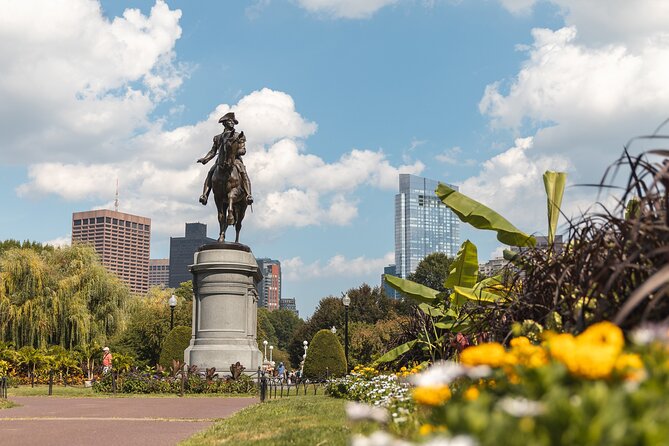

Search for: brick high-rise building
xmin=71 ymin=209 xmax=151 ymax=294
xmin=256 ymin=258 xmax=281 ymax=310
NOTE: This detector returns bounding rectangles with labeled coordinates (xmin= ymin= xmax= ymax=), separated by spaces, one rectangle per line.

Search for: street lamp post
xmin=269 ymin=345 xmax=274 ymax=363
xmin=342 ymin=293 xmax=350 ymax=369
xmin=301 ymin=340 xmax=308 ymax=374
xmin=330 ymin=326 xmax=337 ymax=334
xmin=263 ymin=340 xmax=268 ymax=362
xmin=168 ymin=294 xmax=177 ymax=330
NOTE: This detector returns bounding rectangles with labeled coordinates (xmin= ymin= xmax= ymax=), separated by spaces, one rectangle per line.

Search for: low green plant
xmin=303 ymin=329 xmax=347 ymax=380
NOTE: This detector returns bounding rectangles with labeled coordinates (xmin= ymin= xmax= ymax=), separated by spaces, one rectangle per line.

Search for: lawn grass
xmin=181 ymin=395 xmax=374 ymax=446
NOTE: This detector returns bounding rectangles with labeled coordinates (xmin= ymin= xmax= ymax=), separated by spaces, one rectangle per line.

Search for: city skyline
xmin=2 ymin=1 xmax=667 ymax=317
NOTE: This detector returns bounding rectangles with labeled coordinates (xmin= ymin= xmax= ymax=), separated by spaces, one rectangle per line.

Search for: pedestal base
xmin=184 ymin=243 xmax=263 ymax=374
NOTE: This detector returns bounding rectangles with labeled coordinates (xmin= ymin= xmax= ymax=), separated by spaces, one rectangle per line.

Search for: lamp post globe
xmin=331 ymin=326 xmax=337 ymax=334
xmin=168 ymin=294 xmax=177 ymax=330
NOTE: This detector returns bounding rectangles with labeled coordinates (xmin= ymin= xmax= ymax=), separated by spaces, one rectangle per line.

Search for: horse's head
xmin=223 ymin=131 xmax=245 ymax=167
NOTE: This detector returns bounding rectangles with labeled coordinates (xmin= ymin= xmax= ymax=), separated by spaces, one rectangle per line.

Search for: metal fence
xmin=258 ymin=367 xmax=331 ymax=402
xmin=0 ymin=376 xmax=7 ymax=399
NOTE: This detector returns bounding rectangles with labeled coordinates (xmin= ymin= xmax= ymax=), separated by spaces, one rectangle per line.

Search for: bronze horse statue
xmin=211 ymin=132 xmax=248 ymax=243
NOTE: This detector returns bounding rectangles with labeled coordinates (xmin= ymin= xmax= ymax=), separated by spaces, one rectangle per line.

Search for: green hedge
xmin=303 ymin=329 xmax=347 ymax=380
xmin=159 ymin=326 xmax=191 ymax=369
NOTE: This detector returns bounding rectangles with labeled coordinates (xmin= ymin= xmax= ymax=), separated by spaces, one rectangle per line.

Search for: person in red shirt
xmin=102 ymin=347 xmax=113 ymax=374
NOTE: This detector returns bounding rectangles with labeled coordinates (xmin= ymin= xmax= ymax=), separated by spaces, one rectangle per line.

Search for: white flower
xmin=424 ymin=435 xmax=479 ymax=446
xmin=498 ymin=397 xmax=546 ymax=417
xmin=410 ymin=361 xmax=491 ymax=387
xmin=351 ymin=431 xmax=413 ymax=446
xmin=345 ymin=401 xmax=390 ymax=423
xmin=630 ymin=324 xmax=669 ymax=345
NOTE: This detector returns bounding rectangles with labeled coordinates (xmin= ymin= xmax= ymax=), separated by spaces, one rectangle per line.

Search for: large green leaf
xmin=384 ymin=274 xmax=439 ymax=304
xmin=435 ymin=183 xmax=536 ymax=247
xmin=418 ymin=302 xmax=445 ymax=317
xmin=444 ymin=240 xmax=478 ymax=289
xmin=475 ymin=275 xmax=507 ymax=296
xmin=453 ymin=285 xmax=501 ymax=303
xmin=375 ymin=340 xmax=418 ymax=364
xmin=543 ymin=171 xmax=567 ymax=245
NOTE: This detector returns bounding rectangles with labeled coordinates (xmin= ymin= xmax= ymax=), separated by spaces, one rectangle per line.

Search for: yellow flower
xmin=463 ymin=386 xmax=480 ymax=401
xmin=579 ymin=321 xmax=625 ymax=352
xmin=547 ymin=323 xmax=627 ymax=380
xmin=615 ymin=353 xmax=645 ymax=381
xmin=419 ymin=424 xmax=434 ymax=436
xmin=510 ymin=336 xmax=531 ymax=348
xmin=413 ymin=385 xmax=452 ymax=406
xmin=460 ymin=343 xmax=509 ymax=368
xmin=509 ymin=337 xmax=548 ymax=368
xmin=400 ymin=366 xmax=407 ymax=372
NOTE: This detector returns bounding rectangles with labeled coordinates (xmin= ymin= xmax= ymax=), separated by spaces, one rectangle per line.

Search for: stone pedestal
xmin=184 ymin=243 xmax=263 ymax=374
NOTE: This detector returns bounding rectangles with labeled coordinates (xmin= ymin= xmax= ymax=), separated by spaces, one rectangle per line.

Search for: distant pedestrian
xmin=102 ymin=347 xmax=113 ymax=374
xmin=278 ymin=362 xmax=286 ymax=381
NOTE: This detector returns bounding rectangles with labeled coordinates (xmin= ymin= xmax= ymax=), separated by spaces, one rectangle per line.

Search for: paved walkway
xmin=0 ymin=396 xmax=257 ymax=446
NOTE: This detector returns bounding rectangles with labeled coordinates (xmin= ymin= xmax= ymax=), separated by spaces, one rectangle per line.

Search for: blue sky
xmin=1 ymin=0 xmax=668 ymax=317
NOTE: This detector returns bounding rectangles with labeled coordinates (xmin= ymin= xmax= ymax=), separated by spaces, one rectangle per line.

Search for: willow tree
xmin=0 ymin=244 xmax=130 ymax=349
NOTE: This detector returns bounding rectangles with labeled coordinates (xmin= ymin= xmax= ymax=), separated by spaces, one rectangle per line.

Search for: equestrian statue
xmin=197 ymin=112 xmax=253 ymax=243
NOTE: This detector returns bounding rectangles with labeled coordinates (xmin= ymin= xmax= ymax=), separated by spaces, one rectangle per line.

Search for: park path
xmin=0 ymin=396 xmax=257 ymax=446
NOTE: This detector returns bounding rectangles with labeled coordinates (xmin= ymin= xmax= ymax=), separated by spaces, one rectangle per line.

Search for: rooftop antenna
xmin=114 ymin=178 xmax=119 ymax=212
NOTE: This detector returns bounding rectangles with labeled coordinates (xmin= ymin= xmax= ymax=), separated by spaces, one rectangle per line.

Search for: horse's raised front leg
xmin=226 ymin=193 xmax=235 ymax=225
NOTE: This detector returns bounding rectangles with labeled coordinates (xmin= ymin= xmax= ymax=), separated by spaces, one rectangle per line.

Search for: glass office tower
xmin=394 ymin=174 xmax=460 ymax=279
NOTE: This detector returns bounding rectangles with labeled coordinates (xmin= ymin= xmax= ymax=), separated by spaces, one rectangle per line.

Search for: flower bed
xmin=335 ymin=322 xmax=669 ymax=445
xmin=92 ymin=371 xmax=257 ymax=395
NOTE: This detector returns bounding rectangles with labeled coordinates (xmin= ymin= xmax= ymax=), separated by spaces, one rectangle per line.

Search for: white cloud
xmin=436 ymin=146 xmax=476 ymax=166
xmin=18 ymin=88 xmax=424 ymax=236
xmin=0 ymin=0 xmax=184 ymax=164
xmin=283 ymin=252 xmax=395 ymax=281
xmin=498 ymin=0 xmax=536 ymax=15
xmin=470 ymin=6 xmax=669 ymax=237
xmin=44 ymin=235 xmax=71 ymax=248
xmin=459 ymin=137 xmax=571 ymax=234
xmin=550 ymin=1 xmax=669 ymax=47
xmin=295 ymin=0 xmax=399 ymax=19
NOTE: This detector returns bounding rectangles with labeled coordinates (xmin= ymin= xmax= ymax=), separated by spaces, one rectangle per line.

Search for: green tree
xmin=257 ymin=308 xmax=278 ymax=350
xmin=407 ymin=252 xmax=454 ymax=293
xmin=303 ymin=329 xmax=346 ymax=379
xmin=117 ymin=286 xmax=191 ymax=366
xmin=266 ymin=309 xmax=303 ymax=351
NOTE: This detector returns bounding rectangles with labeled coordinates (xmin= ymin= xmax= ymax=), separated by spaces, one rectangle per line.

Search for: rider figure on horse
xmin=197 ymin=111 xmax=253 ymax=206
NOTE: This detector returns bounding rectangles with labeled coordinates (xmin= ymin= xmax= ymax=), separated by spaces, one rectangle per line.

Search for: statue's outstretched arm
xmin=197 ymin=138 xmax=218 ymax=164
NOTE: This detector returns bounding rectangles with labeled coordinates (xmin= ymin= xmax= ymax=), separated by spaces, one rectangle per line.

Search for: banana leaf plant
xmin=378 ymin=182 xmax=538 ymax=365
xmin=543 ymin=171 xmax=567 ymax=245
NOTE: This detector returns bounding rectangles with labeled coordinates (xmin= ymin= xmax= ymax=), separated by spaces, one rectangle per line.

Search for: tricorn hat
xmin=218 ymin=112 xmax=238 ymax=125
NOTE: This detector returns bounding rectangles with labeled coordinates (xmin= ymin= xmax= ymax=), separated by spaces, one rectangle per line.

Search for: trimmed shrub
xmin=303 ymin=329 xmax=347 ymax=380
xmin=159 ymin=326 xmax=191 ymax=369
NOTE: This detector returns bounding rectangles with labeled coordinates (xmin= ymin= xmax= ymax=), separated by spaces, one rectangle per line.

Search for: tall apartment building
xmin=71 ymin=209 xmax=151 ymax=294
xmin=279 ymin=298 xmax=298 ymax=316
xmin=256 ymin=258 xmax=281 ymax=310
xmin=149 ymin=258 xmax=170 ymax=288
xmin=395 ymin=174 xmax=460 ymax=279
xmin=169 ymin=223 xmax=216 ymax=288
